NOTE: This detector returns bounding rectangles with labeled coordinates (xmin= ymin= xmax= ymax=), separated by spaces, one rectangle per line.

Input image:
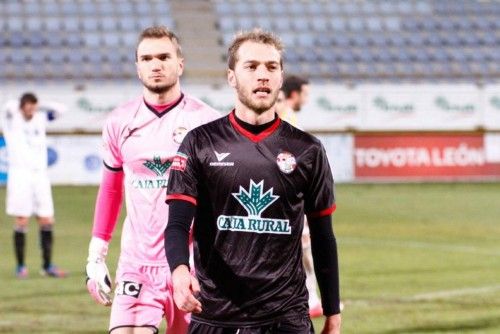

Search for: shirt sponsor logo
xmin=143 ymin=156 xmax=171 ymax=176
xmin=132 ymin=178 xmax=168 ymax=189
xmin=210 ymin=150 xmax=234 ymax=166
xmin=131 ymin=156 xmax=171 ymax=188
xmin=217 ymin=180 xmax=290 ymax=235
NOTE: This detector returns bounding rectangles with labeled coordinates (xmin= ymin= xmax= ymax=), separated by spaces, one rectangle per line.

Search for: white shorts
xmin=6 ymin=169 xmax=54 ymax=217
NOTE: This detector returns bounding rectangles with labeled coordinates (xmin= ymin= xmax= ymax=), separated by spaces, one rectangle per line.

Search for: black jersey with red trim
xmin=167 ymin=111 xmax=335 ymax=327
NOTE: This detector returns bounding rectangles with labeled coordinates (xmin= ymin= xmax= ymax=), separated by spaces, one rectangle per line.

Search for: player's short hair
xmin=135 ymin=26 xmax=182 ymax=60
xmin=282 ymin=75 xmax=309 ymax=98
xmin=19 ymin=92 xmax=38 ymax=108
xmin=227 ymin=29 xmax=284 ymax=70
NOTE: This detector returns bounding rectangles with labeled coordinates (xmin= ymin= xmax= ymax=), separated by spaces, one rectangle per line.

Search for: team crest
xmin=216 ymin=180 xmax=291 ymax=235
xmin=276 ymin=151 xmax=296 ymax=174
xmin=173 ymin=127 xmax=188 ymax=144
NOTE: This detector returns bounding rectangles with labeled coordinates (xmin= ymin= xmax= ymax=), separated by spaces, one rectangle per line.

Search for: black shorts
xmin=188 ymin=316 xmax=314 ymax=334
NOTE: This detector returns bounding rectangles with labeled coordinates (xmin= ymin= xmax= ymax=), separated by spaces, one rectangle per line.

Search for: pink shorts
xmin=109 ymin=262 xmax=190 ymax=333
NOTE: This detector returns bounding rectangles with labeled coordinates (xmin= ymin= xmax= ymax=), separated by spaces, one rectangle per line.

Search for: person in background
xmin=1 ymin=92 xmax=67 ymax=279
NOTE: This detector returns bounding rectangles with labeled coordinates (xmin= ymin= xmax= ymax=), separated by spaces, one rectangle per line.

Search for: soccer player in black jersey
xmin=165 ymin=29 xmax=341 ymax=334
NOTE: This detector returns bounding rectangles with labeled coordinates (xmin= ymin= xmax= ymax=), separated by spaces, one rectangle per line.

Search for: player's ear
xmin=135 ymin=61 xmax=142 ymax=80
xmin=177 ymin=57 xmax=184 ymax=76
xmin=227 ymin=69 xmax=236 ymax=88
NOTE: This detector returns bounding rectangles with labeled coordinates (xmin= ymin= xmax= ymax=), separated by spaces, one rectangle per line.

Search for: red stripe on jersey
xmin=307 ymin=204 xmax=337 ymax=218
xmin=229 ymin=111 xmax=281 ymax=143
xmin=166 ymin=194 xmax=197 ymax=206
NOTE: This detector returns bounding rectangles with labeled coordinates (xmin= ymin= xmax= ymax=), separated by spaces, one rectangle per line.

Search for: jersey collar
xmin=229 ymin=110 xmax=281 ymax=143
xmin=143 ymin=93 xmax=184 ymax=118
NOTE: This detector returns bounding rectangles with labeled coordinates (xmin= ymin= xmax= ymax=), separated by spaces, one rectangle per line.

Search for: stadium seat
xmin=63 ymin=18 xmax=80 ymax=32
xmin=84 ymin=34 xmax=102 ymax=48
xmin=42 ymin=2 xmax=60 ymax=16
xmin=255 ymin=17 xmax=272 ymax=31
xmin=119 ymin=17 xmax=137 ymax=32
xmin=26 ymin=17 xmax=44 ymax=31
xmin=82 ymin=17 xmax=100 ymax=32
xmin=5 ymin=2 xmax=23 ymax=15
xmin=6 ymin=17 xmax=23 ymax=31
xmin=61 ymin=2 xmax=79 ymax=15
xmin=136 ymin=2 xmax=152 ymax=16
xmin=101 ymin=19 xmax=120 ymax=32
xmin=311 ymin=18 xmax=328 ymax=32
xmin=65 ymin=34 xmax=83 ymax=48
xmin=117 ymin=2 xmax=134 ymax=15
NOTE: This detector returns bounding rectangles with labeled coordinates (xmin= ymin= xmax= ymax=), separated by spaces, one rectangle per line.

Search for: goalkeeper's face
xmin=136 ymin=37 xmax=184 ymax=95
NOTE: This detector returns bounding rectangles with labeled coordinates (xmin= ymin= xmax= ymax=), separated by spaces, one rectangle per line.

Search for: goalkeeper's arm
xmin=86 ymin=166 xmax=124 ymax=306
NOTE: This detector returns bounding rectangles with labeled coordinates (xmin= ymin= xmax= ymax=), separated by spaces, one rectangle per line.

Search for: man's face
xmin=227 ymin=41 xmax=283 ymax=114
xmin=136 ymin=37 xmax=183 ymax=94
xmin=291 ymin=84 xmax=310 ymax=112
xmin=21 ymin=102 xmax=37 ymax=120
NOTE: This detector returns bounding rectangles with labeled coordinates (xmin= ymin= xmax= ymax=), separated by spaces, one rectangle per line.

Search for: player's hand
xmin=86 ymin=260 xmax=113 ymax=306
xmin=86 ymin=237 xmax=113 ymax=306
xmin=172 ymin=264 xmax=202 ymax=313
xmin=321 ymin=314 xmax=341 ymax=334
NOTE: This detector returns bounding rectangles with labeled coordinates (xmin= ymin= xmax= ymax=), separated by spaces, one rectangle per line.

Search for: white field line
xmin=341 ymin=237 xmax=500 ymax=257
xmin=407 ymin=284 xmax=500 ymax=301
xmin=345 ymin=284 xmax=500 ymax=307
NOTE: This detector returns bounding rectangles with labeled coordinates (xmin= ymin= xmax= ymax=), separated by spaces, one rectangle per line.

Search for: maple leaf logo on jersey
xmin=233 ymin=180 xmax=278 ymax=216
xmin=143 ymin=156 xmax=172 ymax=176
xmin=217 ymin=180 xmax=290 ymax=235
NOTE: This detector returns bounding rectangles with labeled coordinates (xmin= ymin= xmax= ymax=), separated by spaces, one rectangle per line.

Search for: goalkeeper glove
xmin=86 ymin=237 xmax=113 ymax=306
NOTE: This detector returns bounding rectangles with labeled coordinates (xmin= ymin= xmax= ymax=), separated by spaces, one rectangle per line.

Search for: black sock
xmin=14 ymin=229 xmax=26 ymax=267
xmin=40 ymin=225 xmax=53 ymax=270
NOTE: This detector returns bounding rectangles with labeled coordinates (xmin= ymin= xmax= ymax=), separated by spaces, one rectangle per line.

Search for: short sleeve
xmin=304 ymin=143 xmax=336 ymax=218
xmin=166 ymin=132 xmax=200 ymax=206
xmin=101 ymin=116 xmax=123 ymax=170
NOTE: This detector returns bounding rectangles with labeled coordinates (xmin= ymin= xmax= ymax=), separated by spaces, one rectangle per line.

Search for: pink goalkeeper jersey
xmin=102 ymin=93 xmax=220 ymax=266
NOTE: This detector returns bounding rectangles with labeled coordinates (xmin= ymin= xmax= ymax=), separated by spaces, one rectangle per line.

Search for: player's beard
xmin=235 ymin=80 xmax=279 ymax=114
xmin=141 ymin=77 xmax=177 ymax=95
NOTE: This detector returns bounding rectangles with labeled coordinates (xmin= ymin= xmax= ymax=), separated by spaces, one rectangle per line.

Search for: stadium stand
xmin=0 ymin=0 xmax=499 ymax=84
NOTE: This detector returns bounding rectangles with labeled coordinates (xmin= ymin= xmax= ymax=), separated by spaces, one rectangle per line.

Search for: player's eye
xmin=141 ymin=56 xmax=152 ymax=61
xmin=158 ymin=54 xmax=170 ymax=61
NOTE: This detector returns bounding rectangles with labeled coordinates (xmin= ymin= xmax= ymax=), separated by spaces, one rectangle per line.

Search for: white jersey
xmin=1 ymin=100 xmax=48 ymax=172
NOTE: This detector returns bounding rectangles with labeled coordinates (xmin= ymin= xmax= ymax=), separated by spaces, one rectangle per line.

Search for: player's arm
xmin=308 ymin=213 xmax=341 ymax=334
xmin=86 ymin=114 xmax=124 ymax=305
xmin=40 ymin=101 xmax=67 ymax=121
xmin=86 ymin=165 xmax=124 ymax=306
xmin=164 ymin=199 xmax=202 ymax=313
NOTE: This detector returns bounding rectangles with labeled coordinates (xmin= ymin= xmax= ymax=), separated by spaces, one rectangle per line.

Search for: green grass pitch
xmin=0 ymin=183 xmax=499 ymax=333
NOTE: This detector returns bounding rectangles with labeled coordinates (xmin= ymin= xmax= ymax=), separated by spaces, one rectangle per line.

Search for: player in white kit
xmin=1 ymin=92 xmax=67 ymax=279
xmin=85 ymin=26 xmax=220 ymax=334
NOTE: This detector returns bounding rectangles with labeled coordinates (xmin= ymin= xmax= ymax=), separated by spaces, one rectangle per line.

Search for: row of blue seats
xmin=214 ymin=0 xmax=500 ymax=16
xmin=2 ymin=46 xmax=498 ymax=69
xmin=2 ymin=61 xmax=497 ymax=82
xmin=214 ymin=1 xmax=433 ymax=16
xmin=1 ymin=17 xmax=174 ymax=33
xmin=0 ymin=1 xmax=170 ymax=16
xmin=220 ymin=31 xmax=499 ymax=49
xmin=218 ymin=15 xmax=499 ymax=32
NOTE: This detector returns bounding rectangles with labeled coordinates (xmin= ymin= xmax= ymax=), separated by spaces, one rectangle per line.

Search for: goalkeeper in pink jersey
xmin=85 ymin=26 xmax=220 ymax=334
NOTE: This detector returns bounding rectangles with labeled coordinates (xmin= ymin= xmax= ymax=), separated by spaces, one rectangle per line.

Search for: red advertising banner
xmin=354 ymin=134 xmax=500 ymax=180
